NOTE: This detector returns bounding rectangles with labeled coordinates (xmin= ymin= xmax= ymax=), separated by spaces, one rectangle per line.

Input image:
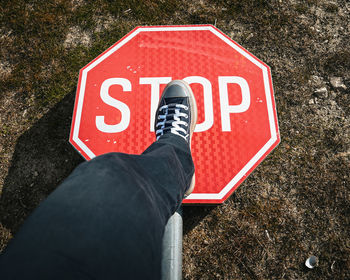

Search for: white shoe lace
xmin=156 ymin=104 xmax=189 ymax=140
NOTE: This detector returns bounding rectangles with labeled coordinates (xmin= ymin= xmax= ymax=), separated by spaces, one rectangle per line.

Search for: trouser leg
xmin=0 ymin=134 xmax=194 ymax=280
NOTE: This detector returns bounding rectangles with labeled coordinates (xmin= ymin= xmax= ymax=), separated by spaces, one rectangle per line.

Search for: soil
xmin=0 ymin=0 xmax=349 ymax=279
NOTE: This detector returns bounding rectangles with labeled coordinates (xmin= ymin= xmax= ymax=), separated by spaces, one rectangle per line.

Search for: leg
xmin=0 ymin=134 xmax=193 ymax=280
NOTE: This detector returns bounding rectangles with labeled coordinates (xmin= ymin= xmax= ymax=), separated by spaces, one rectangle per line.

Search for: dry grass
xmin=1 ymin=0 xmax=349 ymax=279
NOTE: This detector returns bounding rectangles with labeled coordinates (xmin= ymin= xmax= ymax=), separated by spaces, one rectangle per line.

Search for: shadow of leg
xmin=0 ymin=92 xmax=83 ymax=235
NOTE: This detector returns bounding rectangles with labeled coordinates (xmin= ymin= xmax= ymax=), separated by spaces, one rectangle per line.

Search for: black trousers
xmin=0 ymin=134 xmax=194 ymax=280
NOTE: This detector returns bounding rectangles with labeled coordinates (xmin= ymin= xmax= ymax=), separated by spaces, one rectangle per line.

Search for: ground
xmin=0 ymin=0 xmax=349 ymax=279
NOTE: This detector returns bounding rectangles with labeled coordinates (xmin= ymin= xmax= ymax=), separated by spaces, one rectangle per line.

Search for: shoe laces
xmin=156 ymin=103 xmax=189 ymax=140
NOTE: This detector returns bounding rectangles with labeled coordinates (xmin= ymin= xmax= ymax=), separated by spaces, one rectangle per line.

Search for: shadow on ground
xmin=183 ymin=205 xmax=216 ymax=234
xmin=0 ymin=92 xmax=83 ymax=233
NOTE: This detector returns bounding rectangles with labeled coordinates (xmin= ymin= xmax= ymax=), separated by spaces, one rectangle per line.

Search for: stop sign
xmin=70 ymin=25 xmax=280 ymax=204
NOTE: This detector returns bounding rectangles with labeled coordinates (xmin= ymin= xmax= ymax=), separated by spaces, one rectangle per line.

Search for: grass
xmin=0 ymin=0 xmax=183 ymax=108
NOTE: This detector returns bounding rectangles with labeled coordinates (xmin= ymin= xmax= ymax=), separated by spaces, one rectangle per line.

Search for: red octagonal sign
xmin=70 ymin=25 xmax=280 ymax=204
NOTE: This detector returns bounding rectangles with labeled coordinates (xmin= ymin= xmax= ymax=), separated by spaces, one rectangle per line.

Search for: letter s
xmin=96 ymin=78 xmax=131 ymax=133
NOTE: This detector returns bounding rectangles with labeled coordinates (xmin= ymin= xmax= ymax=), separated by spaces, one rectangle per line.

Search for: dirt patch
xmin=1 ymin=0 xmax=349 ymax=279
xmin=63 ymin=26 xmax=92 ymax=49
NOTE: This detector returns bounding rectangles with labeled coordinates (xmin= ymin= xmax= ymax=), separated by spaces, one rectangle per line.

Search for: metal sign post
xmin=161 ymin=208 xmax=183 ymax=280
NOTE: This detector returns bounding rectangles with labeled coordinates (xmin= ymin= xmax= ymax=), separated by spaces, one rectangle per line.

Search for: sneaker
xmin=154 ymin=80 xmax=198 ymax=197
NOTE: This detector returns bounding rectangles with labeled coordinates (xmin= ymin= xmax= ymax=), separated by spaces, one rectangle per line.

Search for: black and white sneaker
xmin=155 ymin=80 xmax=198 ymax=196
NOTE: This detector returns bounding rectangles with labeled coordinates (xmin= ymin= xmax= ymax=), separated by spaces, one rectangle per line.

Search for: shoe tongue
xmin=164 ymin=97 xmax=186 ymax=105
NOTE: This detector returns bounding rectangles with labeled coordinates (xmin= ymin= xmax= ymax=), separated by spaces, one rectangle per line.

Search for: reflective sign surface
xmin=70 ymin=25 xmax=280 ymax=204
